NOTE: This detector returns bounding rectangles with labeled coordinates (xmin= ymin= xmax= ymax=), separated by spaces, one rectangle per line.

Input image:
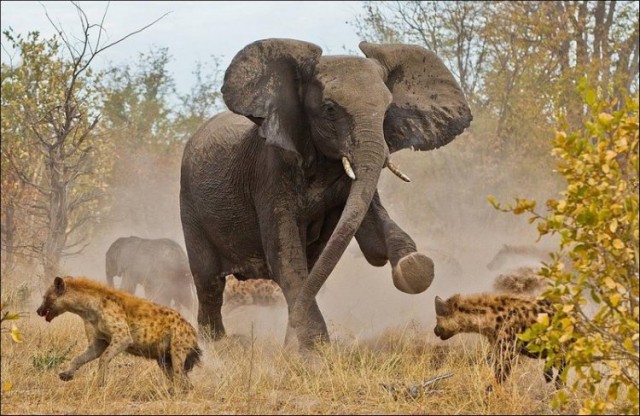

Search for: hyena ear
xmin=54 ymin=276 xmax=66 ymax=295
xmin=435 ymin=296 xmax=450 ymax=316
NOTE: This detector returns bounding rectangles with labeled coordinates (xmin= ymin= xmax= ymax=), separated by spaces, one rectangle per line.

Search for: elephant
xmin=179 ymin=38 xmax=472 ymax=351
xmin=105 ymin=236 xmax=196 ymax=317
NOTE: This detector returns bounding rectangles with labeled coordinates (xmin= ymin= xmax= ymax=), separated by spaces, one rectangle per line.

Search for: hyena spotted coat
xmin=433 ymin=293 xmax=565 ymax=388
xmin=36 ymin=276 xmax=202 ymax=390
xmin=223 ymin=275 xmax=285 ymax=311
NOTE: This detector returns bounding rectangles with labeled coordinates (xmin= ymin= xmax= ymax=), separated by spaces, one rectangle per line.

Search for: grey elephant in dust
xmin=105 ymin=236 xmax=196 ymax=316
xmin=180 ymin=38 xmax=472 ymax=351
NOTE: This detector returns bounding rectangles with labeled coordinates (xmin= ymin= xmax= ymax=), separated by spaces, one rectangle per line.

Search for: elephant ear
xmin=222 ymin=38 xmax=322 ymax=153
xmin=359 ymin=42 xmax=472 ymax=153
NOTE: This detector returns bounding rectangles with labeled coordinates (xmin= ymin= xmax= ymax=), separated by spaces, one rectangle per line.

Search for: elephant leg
xmin=355 ymin=191 xmax=435 ymax=293
xmin=259 ymin=208 xmax=329 ymax=352
xmin=182 ymin=218 xmax=225 ymax=341
xmin=120 ymin=272 xmax=138 ymax=294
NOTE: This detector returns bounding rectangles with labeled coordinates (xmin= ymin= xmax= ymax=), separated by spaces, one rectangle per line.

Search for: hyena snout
xmin=433 ymin=325 xmax=454 ymax=340
xmin=36 ymin=302 xmax=58 ymax=322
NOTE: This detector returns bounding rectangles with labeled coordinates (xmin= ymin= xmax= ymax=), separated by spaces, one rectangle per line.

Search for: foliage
xmin=0 ymin=303 xmax=24 ymax=343
xmin=31 ymin=344 xmax=75 ymax=371
xmin=490 ymin=90 xmax=639 ymax=414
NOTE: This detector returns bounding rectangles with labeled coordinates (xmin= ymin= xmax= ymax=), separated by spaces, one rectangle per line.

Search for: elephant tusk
xmin=386 ymin=160 xmax=411 ymax=182
xmin=342 ymin=156 xmax=356 ymax=180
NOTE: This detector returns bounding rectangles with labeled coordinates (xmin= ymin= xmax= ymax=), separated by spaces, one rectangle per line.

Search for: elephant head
xmin=221 ymin=39 xmax=472 ymax=329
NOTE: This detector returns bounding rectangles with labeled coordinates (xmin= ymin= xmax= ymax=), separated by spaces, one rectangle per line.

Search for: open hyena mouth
xmin=37 ymin=306 xmax=57 ymax=322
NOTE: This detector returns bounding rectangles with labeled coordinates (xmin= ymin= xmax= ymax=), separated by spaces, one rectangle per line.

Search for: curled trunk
xmin=291 ymin=130 xmax=386 ymax=327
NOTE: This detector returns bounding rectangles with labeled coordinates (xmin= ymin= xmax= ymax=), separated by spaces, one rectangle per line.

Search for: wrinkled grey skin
xmin=180 ymin=39 xmax=472 ymax=351
xmin=105 ymin=236 xmax=196 ymax=316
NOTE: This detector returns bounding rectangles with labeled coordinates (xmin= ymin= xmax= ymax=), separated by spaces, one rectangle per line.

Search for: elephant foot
xmin=392 ymin=252 xmax=434 ymax=294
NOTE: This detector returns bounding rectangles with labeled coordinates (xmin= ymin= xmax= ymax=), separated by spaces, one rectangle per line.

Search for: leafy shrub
xmin=489 ymin=91 xmax=639 ymax=414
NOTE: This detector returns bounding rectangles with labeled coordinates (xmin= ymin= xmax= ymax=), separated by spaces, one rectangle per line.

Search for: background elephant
xmin=105 ymin=236 xmax=196 ymax=317
xmin=180 ymin=38 xmax=472 ymax=351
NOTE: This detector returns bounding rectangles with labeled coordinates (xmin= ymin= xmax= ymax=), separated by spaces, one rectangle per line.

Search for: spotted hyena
xmin=223 ymin=275 xmax=285 ymax=311
xmin=433 ymin=293 xmax=565 ymax=388
xmin=36 ymin=276 xmax=202 ymax=390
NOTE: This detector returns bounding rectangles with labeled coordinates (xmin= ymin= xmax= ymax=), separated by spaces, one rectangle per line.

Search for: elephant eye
xmin=323 ymin=101 xmax=337 ymax=118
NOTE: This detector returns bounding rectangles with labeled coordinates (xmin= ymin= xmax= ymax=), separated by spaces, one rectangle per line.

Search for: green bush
xmin=490 ymin=91 xmax=639 ymax=414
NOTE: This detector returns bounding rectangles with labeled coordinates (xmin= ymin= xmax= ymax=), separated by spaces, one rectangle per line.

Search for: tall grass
xmin=1 ymin=307 xmax=590 ymax=415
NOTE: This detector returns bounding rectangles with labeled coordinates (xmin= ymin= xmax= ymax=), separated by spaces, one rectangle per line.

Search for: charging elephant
xmin=105 ymin=236 xmax=196 ymax=317
xmin=180 ymin=38 xmax=472 ymax=351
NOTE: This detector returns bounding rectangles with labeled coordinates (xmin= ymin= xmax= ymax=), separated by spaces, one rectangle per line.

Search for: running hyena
xmin=36 ymin=276 xmax=202 ymax=391
xmin=433 ymin=293 xmax=565 ymax=388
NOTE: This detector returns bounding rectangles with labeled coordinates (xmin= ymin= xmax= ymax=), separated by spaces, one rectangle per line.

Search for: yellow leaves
xmin=604 ymin=150 xmax=618 ymax=162
xmin=598 ymin=112 xmax=614 ymax=125
xmin=10 ymin=324 xmax=22 ymax=343
xmin=557 ymin=200 xmax=567 ymax=213
xmin=555 ymin=131 xmax=567 ymax=145
xmin=609 ymin=293 xmax=622 ymax=307
xmin=612 ymin=239 xmax=625 ymax=250
xmin=623 ymin=337 xmax=636 ymax=354
xmin=537 ymin=313 xmax=550 ymax=326
xmin=603 ymin=277 xmax=617 ymax=290
xmin=609 ymin=219 xmax=618 ymax=233
xmin=2 ymin=382 xmax=11 ymax=392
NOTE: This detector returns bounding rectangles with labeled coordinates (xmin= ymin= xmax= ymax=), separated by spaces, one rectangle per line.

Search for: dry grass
xmin=1 ymin=301 xmax=589 ymax=415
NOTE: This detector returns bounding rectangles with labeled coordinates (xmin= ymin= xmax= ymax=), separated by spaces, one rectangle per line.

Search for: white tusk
xmin=387 ymin=160 xmax=411 ymax=182
xmin=342 ymin=156 xmax=356 ymax=180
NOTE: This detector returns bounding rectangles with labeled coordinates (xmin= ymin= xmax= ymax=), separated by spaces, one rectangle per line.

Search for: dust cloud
xmin=59 ymin=130 xmax=560 ymax=345
xmin=61 ymin=146 xmax=186 ymax=296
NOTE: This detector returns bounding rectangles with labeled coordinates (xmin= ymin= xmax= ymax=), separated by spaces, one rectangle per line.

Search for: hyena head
xmin=36 ymin=276 xmax=69 ymax=322
xmin=433 ymin=295 xmax=462 ymax=340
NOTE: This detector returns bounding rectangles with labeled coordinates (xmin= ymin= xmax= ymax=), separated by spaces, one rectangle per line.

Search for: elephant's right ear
xmin=222 ymin=38 xmax=322 ymax=154
xmin=359 ymin=42 xmax=472 ymax=153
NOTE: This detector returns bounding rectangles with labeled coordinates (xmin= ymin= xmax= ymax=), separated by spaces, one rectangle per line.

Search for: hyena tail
xmin=184 ymin=345 xmax=202 ymax=373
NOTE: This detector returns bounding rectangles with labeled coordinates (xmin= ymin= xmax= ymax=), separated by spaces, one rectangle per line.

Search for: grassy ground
xmin=1 ymin=303 xmax=589 ymax=415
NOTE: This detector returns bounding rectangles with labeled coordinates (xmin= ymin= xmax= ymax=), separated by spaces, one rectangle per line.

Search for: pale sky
xmin=0 ymin=1 xmax=366 ymax=94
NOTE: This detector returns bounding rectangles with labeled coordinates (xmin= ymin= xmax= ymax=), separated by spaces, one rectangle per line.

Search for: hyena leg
xmin=95 ymin=321 xmax=133 ymax=386
xmin=543 ymin=365 xmax=554 ymax=383
xmin=168 ymin=336 xmax=193 ymax=392
xmin=554 ymin=359 xmax=567 ymax=389
xmin=493 ymin=340 xmax=517 ymax=385
xmin=59 ymin=338 xmax=108 ymax=381
xmin=156 ymin=353 xmax=173 ymax=381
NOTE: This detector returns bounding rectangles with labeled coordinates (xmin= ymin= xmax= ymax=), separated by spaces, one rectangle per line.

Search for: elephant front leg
xmin=355 ymin=191 xmax=434 ymax=294
xmin=259 ymin=210 xmax=329 ymax=352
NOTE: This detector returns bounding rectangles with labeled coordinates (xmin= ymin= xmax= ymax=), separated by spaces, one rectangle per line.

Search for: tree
xmin=1 ymin=2 xmax=167 ymax=279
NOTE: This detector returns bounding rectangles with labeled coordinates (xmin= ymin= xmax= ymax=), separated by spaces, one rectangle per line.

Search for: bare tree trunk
xmin=43 ymin=147 xmax=68 ymax=279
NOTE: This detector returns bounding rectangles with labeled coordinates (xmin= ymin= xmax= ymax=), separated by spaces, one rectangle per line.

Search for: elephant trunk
xmin=291 ymin=127 xmax=386 ymax=328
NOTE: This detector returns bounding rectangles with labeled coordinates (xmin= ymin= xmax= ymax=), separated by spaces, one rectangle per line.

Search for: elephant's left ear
xmin=359 ymin=42 xmax=472 ymax=153
xmin=222 ymin=39 xmax=322 ymax=154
